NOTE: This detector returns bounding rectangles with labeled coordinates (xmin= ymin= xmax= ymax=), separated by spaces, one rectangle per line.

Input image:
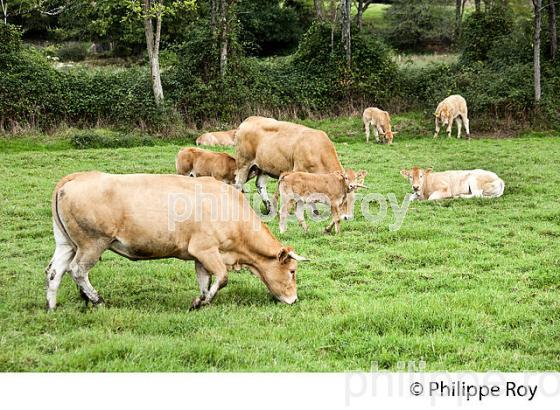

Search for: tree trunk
xmin=356 ymin=0 xmax=363 ymax=30
xmin=341 ymin=0 xmax=351 ymax=67
xmin=143 ymin=0 xmax=164 ymax=105
xmin=455 ymin=0 xmax=467 ymax=38
xmin=1 ymin=0 xmax=7 ymax=24
xmin=211 ymin=0 xmax=217 ymax=36
xmin=314 ymin=0 xmax=323 ymax=19
xmin=219 ymin=0 xmax=229 ymax=77
xmin=533 ymin=0 xmax=542 ymax=102
xmin=549 ymin=0 xmax=557 ymax=60
xmin=475 ymin=0 xmax=481 ymax=12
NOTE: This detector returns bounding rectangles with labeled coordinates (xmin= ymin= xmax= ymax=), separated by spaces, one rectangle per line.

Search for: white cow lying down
xmin=401 ymin=167 xmax=505 ymax=201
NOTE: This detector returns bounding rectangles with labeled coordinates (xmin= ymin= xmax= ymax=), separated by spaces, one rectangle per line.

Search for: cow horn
xmin=288 ymin=251 xmax=309 ymax=262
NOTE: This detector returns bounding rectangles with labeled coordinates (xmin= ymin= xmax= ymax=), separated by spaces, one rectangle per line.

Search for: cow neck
xmin=246 ymin=222 xmax=282 ymax=263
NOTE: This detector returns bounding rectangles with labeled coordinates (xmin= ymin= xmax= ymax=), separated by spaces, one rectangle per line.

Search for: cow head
xmin=384 ymin=130 xmax=397 ymax=144
xmin=401 ymin=167 xmax=432 ymax=199
xmin=341 ymin=169 xmax=368 ymax=220
xmin=256 ymin=247 xmax=308 ymax=304
xmin=436 ymin=106 xmax=450 ymax=125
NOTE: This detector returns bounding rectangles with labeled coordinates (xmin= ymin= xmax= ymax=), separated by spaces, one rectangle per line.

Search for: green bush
xmin=0 ymin=38 xmax=176 ymax=130
xmin=385 ymin=0 xmax=454 ymax=51
xmin=460 ymin=6 xmax=514 ymax=65
xmin=57 ymin=42 xmax=89 ymax=62
xmin=0 ymin=24 xmax=22 ymax=53
xmin=70 ymin=129 xmax=155 ymax=149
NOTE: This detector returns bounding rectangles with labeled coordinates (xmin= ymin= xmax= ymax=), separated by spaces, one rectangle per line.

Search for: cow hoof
xmin=92 ymin=296 xmax=105 ymax=307
xmin=190 ymin=297 xmax=203 ymax=311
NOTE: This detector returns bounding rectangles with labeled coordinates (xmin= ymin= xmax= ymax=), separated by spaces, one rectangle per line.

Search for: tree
xmin=341 ymin=0 xmax=350 ymax=66
xmin=475 ymin=0 xmax=481 ymax=12
xmin=355 ymin=0 xmax=374 ymax=30
xmin=0 ymin=0 xmax=66 ymax=25
xmin=313 ymin=0 xmax=323 ymax=19
xmin=128 ymin=0 xmax=195 ymax=105
xmin=548 ymin=0 xmax=557 ymax=60
xmin=532 ymin=0 xmax=542 ymax=101
xmin=218 ymin=0 xmax=237 ymax=76
xmin=455 ymin=0 xmax=467 ymax=38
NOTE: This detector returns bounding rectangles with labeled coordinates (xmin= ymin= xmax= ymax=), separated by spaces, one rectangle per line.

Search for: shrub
xmin=460 ymin=6 xmax=514 ymax=65
xmin=0 ymin=24 xmax=22 ymax=53
xmin=385 ymin=0 xmax=454 ymax=51
xmin=57 ymin=42 xmax=89 ymax=62
xmin=70 ymin=129 xmax=155 ymax=149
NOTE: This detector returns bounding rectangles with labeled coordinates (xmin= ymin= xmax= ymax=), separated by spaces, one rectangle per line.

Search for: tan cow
xmin=196 ymin=129 xmax=237 ymax=146
xmin=362 ymin=107 xmax=396 ymax=144
xmin=274 ymin=170 xmax=367 ymax=234
xmin=176 ymin=147 xmax=237 ymax=184
xmin=235 ymin=116 xmax=361 ymax=218
xmin=434 ymin=95 xmax=470 ymax=139
xmin=45 ymin=172 xmax=308 ymax=311
xmin=400 ymin=167 xmax=504 ymax=201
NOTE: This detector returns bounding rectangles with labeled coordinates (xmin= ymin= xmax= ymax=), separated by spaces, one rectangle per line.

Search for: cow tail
xmin=51 ymin=174 xmax=80 ymax=249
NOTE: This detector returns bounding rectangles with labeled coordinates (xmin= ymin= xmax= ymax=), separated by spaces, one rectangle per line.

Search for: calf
xmin=274 ymin=170 xmax=367 ymax=234
xmin=196 ymin=129 xmax=237 ymax=146
xmin=434 ymin=95 xmax=470 ymax=139
xmin=176 ymin=147 xmax=237 ymax=184
xmin=401 ymin=167 xmax=505 ymax=201
xmin=363 ymin=107 xmax=396 ymax=144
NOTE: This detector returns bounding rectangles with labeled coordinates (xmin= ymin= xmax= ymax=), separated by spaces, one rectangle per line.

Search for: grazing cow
xmin=434 ymin=95 xmax=470 ymax=139
xmin=274 ymin=170 xmax=367 ymax=234
xmin=176 ymin=147 xmax=237 ymax=184
xmin=45 ymin=172 xmax=308 ymax=311
xmin=196 ymin=129 xmax=237 ymax=146
xmin=362 ymin=107 xmax=396 ymax=144
xmin=400 ymin=167 xmax=505 ymax=201
xmin=234 ymin=116 xmax=358 ymax=218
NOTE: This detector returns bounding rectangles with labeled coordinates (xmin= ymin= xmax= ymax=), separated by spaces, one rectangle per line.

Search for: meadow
xmin=1 ymin=116 xmax=559 ymax=371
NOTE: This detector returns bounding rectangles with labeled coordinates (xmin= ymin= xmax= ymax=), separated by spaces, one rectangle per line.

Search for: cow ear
xmin=358 ymin=170 xmax=368 ymax=178
xmin=400 ymin=169 xmax=410 ymax=178
xmin=277 ymin=247 xmax=293 ymax=264
xmin=425 ymin=167 xmax=433 ymax=174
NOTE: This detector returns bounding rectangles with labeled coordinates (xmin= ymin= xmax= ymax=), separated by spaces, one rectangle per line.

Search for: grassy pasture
xmin=1 ymin=116 xmax=559 ymax=371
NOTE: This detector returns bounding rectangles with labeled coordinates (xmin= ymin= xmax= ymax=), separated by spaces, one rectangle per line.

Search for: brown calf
xmin=274 ymin=170 xmax=367 ymax=234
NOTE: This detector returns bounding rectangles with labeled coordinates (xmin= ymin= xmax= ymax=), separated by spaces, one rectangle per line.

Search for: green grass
xmin=1 ymin=115 xmax=559 ymax=371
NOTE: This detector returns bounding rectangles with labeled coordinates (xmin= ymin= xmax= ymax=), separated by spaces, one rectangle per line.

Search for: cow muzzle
xmin=277 ymin=294 xmax=298 ymax=304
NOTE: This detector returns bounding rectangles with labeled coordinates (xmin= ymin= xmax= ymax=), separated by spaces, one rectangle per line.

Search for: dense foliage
xmin=1 ymin=1 xmax=559 ymax=132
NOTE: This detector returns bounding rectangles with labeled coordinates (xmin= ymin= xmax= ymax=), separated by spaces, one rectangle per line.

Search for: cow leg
xmin=374 ymin=127 xmax=380 ymax=143
xmin=446 ymin=121 xmax=453 ymax=138
xmin=455 ymin=117 xmax=462 ymax=139
xmin=234 ymin=163 xmax=253 ymax=192
xmin=69 ymin=247 xmax=104 ymax=307
xmin=427 ymin=190 xmax=450 ymax=200
xmin=325 ymin=206 xmax=341 ymax=234
xmin=295 ymin=200 xmax=308 ymax=232
xmin=189 ymin=250 xmax=228 ymax=309
xmin=45 ymin=225 xmax=75 ymax=310
xmin=279 ymin=197 xmax=290 ymax=234
xmin=365 ymin=121 xmax=371 ymax=143
xmin=462 ymin=115 xmax=470 ymax=139
xmin=190 ymin=261 xmax=212 ymax=310
xmin=433 ymin=117 xmax=440 ymax=138
xmin=255 ymin=173 xmax=272 ymax=215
